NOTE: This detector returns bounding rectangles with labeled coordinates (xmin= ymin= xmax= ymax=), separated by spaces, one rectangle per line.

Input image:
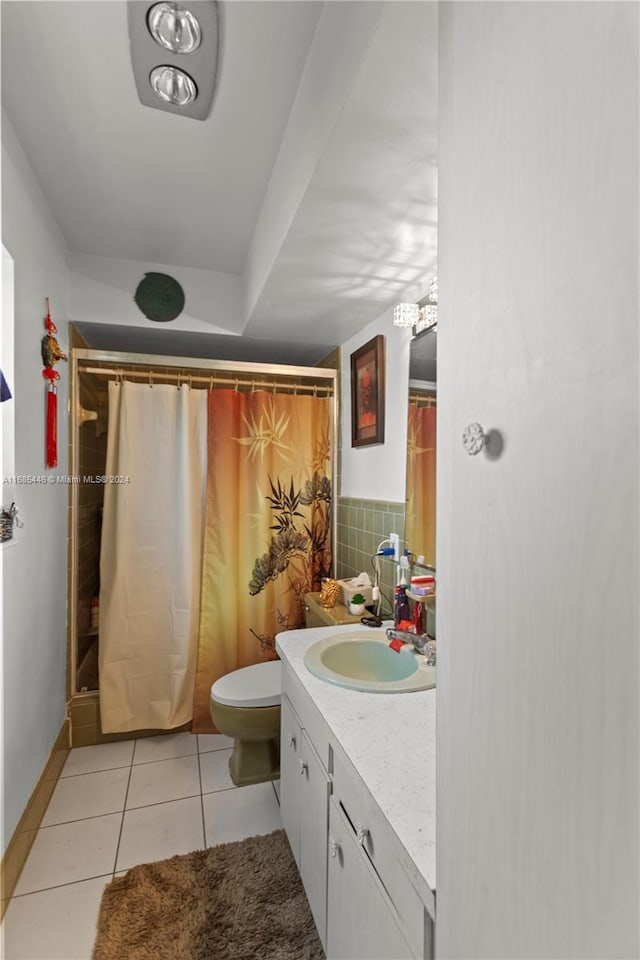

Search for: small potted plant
xmin=349 ymin=593 xmax=366 ymax=616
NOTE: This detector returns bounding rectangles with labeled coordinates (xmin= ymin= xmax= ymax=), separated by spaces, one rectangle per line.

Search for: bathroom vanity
xmin=276 ymin=625 xmax=435 ymax=960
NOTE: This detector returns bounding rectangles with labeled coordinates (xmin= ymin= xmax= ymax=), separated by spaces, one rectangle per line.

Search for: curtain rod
xmin=79 ymin=366 xmax=334 ymax=395
xmin=409 ymin=394 xmax=437 ymax=406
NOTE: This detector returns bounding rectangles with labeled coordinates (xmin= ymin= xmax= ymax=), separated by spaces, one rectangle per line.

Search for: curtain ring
xmin=272 ymin=381 xmax=276 ymax=394
xmin=252 ymin=381 xmax=256 ymax=394
xmin=294 ymin=383 xmax=298 ymax=396
xmin=234 ymin=378 xmax=239 ymax=392
xmin=209 ymin=376 xmax=214 ymax=391
xmin=313 ymin=384 xmax=318 ymax=397
xmin=188 ymin=374 xmax=193 ymax=389
xmin=148 ymin=369 xmax=153 ymax=388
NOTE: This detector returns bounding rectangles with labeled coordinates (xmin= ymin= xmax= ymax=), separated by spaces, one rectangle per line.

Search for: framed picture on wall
xmin=350 ymin=334 xmax=385 ymax=447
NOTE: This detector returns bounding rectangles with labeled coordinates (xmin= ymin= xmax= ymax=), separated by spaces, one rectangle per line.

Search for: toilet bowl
xmin=210 ymin=660 xmax=282 ymax=787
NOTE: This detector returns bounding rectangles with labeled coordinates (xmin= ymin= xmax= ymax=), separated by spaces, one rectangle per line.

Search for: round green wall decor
xmin=134 ymin=273 xmax=185 ymax=322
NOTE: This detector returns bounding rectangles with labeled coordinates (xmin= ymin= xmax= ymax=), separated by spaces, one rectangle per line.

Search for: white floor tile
xmin=5 ymin=731 xmax=287 ymax=952
xmin=132 ymin=731 xmax=197 ymax=765
xmin=41 ymin=767 xmax=129 ymax=826
xmin=116 ymin=796 xmax=204 ymax=872
xmin=197 ymin=733 xmax=234 ymax=754
xmin=13 ymin=814 xmax=122 ymax=896
xmin=199 ymin=748 xmax=235 ymax=794
xmin=2 ymin=876 xmax=109 ymax=960
xmin=126 ymin=754 xmax=201 ymax=809
xmin=61 ymin=740 xmax=134 ymax=778
xmin=203 ymin=782 xmax=282 ymax=846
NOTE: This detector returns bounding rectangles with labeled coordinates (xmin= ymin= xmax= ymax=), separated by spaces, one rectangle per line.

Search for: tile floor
xmin=1 ymin=732 xmax=283 ymax=960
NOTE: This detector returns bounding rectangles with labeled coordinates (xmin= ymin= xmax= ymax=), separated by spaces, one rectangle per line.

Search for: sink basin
xmin=303 ymin=630 xmax=436 ymax=694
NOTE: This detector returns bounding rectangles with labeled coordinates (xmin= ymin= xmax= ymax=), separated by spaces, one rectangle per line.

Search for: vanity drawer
xmin=331 ymin=744 xmax=430 ymax=959
xmin=281 ymin=661 xmax=331 ymax=767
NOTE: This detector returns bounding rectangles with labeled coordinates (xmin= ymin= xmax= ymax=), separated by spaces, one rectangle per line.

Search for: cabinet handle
xmin=287 ymin=734 xmax=296 ymax=748
xmin=355 ymin=822 xmax=369 ymax=846
xmin=329 ymin=836 xmax=340 ymax=858
xmin=298 ymin=759 xmax=308 ymax=775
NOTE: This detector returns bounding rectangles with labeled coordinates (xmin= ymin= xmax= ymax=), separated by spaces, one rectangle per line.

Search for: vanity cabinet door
xmin=299 ymin=729 xmax=330 ymax=947
xmin=280 ymin=695 xmax=301 ymax=866
xmin=327 ymin=797 xmax=414 ymax=960
xmin=280 ymin=695 xmax=329 ymax=949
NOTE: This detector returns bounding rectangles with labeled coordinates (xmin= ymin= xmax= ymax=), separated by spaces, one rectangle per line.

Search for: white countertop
xmin=276 ymin=623 xmax=436 ymax=895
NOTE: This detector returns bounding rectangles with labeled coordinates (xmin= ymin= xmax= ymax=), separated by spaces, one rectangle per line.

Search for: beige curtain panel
xmin=99 ymin=381 xmax=207 ymax=733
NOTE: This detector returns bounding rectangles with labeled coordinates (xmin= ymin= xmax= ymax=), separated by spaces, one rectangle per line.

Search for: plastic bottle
xmin=413 ymin=599 xmax=424 ymax=636
xmin=393 ymin=586 xmax=402 ymax=626
xmin=394 ymin=584 xmax=411 ymax=626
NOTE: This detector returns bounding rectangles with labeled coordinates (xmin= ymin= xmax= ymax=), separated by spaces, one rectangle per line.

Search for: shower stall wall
xmin=68 ymin=349 xmax=337 ymax=746
xmin=73 ymin=369 xmax=108 ymax=694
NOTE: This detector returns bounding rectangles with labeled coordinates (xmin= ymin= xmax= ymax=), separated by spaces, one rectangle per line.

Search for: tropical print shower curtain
xmin=192 ymin=389 xmax=332 ymax=731
xmin=405 ymin=401 xmax=436 ymax=566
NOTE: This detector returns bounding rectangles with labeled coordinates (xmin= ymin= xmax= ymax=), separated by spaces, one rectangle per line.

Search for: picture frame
xmin=350 ymin=335 xmax=385 ymax=447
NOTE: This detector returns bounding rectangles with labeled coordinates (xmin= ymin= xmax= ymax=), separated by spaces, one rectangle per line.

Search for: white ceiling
xmin=1 ymin=0 xmax=438 ymax=355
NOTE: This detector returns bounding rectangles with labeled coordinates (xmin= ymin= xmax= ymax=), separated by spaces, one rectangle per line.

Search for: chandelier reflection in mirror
xmin=393 ymin=276 xmax=438 ymax=333
xmin=128 ymin=1 xmax=218 ymax=120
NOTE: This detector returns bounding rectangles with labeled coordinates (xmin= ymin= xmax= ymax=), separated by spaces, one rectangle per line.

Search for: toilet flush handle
xmin=298 ymin=758 xmax=308 ymax=775
xmin=287 ymin=733 xmax=296 ymax=748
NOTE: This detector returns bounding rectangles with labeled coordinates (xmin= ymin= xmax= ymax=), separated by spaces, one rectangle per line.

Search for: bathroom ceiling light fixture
xmin=393 ymin=303 xmax=420 ymax=328
xmin=128 ymin=1 xmax=218 ymax=121
xmin=393 ymin=276 xmax=438 ymax=332
xmin=147 ymin=2 xmax=202 ymax=54
xmin=150 ymin=65 xmax=197 ymax=106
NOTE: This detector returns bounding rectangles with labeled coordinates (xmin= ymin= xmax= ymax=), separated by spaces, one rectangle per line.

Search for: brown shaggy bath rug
xmin=92 ymin=829 xmax=324 ymax=960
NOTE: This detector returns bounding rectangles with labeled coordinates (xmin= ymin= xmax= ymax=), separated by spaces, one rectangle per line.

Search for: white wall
xmin=340 ymin=307 xmax=411 ymax=502
xmin=244 ymin=1 xmax=385 ymax=324
xmin=437 ymin=4 xmax=639 ymax=957
xmin=1 ymin=113 xmax=70 ymax=851
xmin=69 ymin=251 xmax=243 ymax=336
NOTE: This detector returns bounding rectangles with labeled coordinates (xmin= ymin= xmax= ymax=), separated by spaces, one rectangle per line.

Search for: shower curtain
xmin=192 ymin=389 xmax=333 ymax=731
xmin=405 ymin=401 xmax=436 ymax=566
xmin=99 ymin=381 xmax=207 ymax=733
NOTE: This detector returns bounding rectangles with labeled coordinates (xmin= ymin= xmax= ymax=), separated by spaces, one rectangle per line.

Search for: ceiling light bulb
xmin=150 ymin=65 xmax=197 ymax=105
xmin=147 ymin=2 xmax=201 ymax=54
xmin=393 ymin=303 xmax=420 ymax=328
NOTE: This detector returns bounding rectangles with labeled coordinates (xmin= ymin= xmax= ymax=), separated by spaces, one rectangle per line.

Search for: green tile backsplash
xmin=335 ymin=496 xmax=406 ymax=619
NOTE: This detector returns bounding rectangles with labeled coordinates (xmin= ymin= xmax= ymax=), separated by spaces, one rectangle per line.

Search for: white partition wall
xmin=436 ymin=3 xmax=639 ymax=958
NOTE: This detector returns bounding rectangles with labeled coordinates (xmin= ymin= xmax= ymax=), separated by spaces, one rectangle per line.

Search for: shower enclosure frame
xmin=68 ymin=348 xmax=338 ymax=705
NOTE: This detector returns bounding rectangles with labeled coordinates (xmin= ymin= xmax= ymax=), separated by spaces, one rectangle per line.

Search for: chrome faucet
xmin=386 ymin=626 xmax=432 ymax=656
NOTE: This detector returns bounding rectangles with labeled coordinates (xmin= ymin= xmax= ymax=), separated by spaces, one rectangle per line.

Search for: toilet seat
xmin=210 ymin=660 xmax=281 ymax=708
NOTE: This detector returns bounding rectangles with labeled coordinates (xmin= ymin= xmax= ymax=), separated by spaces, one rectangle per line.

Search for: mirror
xmin=405 ymin=328 xmax=437 ymax=568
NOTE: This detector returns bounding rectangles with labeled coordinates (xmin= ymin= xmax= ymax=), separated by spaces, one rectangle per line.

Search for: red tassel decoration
xmin=46 ymin=383 xmax=57 ymax=468
xmin=41 ymin=298 xmax=66 ymax=469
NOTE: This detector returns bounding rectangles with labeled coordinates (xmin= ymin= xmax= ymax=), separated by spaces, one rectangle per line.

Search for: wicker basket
xmin=0 ymin=504 xmax=16 ymax=542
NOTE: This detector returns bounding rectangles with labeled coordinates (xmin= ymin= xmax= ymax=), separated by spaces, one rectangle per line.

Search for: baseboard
xmin=0 ymin=719 xmax=70 ymax=913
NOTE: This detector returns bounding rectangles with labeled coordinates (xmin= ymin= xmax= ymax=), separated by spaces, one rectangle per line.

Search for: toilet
xmin=209 ymin=660 xmax=282 ymax=787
